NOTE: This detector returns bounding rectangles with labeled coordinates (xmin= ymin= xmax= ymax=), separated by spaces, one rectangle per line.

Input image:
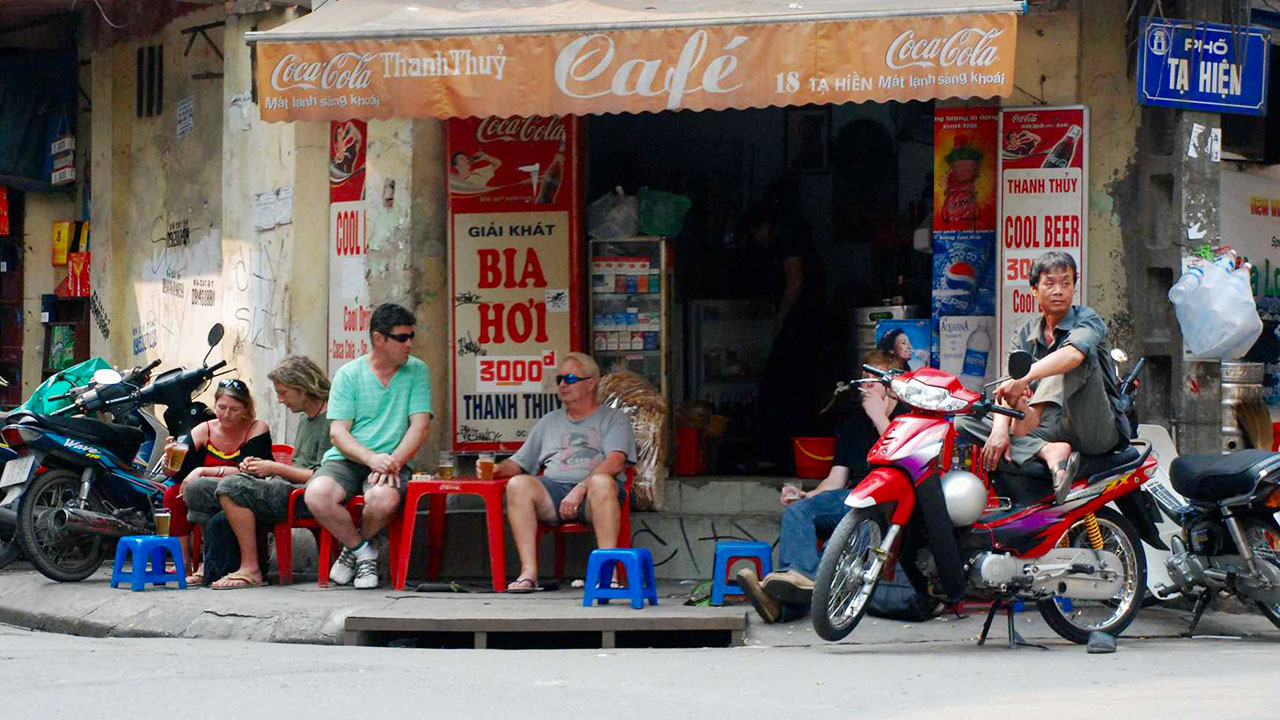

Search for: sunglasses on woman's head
xmin=556 ymin=373 xmax=592 ymax=386
xmin=219 ymin=379 xmax=248 ymax=392
xmin=381 ymin=331 xmax=415 ymax=343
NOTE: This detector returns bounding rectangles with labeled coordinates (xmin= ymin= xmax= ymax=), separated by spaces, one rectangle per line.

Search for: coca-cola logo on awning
xmin=476 ymin=116 xmax=567 ymax=144
xmin=271 ymin=52 xmax=375 ymax=91
xmin=885 ymin=27 xmax=1004 ymax=70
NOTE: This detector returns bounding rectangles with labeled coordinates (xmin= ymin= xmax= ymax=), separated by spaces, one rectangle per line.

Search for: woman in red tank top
xmin=162 ymin=379 xmax=271 ymax=583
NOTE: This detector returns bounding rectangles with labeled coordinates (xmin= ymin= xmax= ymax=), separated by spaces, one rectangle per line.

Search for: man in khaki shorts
xmin=305 ymin=303 xmax=432 ymax=589
xmin=184 ymin=356 xmax=333 ymax=589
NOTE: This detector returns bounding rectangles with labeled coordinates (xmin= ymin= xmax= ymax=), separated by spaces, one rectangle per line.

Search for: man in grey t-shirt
xmin=495 ymin=353 xmax=636 ymax=592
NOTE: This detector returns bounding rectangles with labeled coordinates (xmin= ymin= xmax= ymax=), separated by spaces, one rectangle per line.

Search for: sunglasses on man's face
xmin=381 ymin=331 xmax=415 ymax=344
xmin=556 ymin=373 xmax=592 ymax=386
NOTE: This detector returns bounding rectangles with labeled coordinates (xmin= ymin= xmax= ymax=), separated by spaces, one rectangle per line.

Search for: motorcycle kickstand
xmin=977 ymin=602 xmax=1000 ymax=646
xmin=976 ymin=601 xmax=1047 ymax=650
xmin=1184 ymin=591 xmax=1212 ymax=637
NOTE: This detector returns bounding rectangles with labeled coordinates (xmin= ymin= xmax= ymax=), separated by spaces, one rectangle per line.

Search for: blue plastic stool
xmin=110 ymin=536 xmax=187 ymax=592
xmin=711 ymin=540 xmax=773 ymax=606
xmin=582 ymin=548 xmax=658 ymax=609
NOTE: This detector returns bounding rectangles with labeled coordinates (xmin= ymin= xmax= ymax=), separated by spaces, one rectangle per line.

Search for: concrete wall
xmin=19 ymin=195 xmax=76 ymax=398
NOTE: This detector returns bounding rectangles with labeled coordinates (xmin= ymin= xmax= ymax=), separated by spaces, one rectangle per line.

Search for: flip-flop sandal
xmin=506 ymin=576 xmax=541 ymax=594
xmin=211 ymin=572 xmax=267 ymax=590
xmin=185 ymin=573 xmax=206 ymax=586
xmin=1054 ymin=451 xmax=1081 ymax=504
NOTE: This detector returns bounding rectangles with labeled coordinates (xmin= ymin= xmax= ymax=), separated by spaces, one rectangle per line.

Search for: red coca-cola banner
xmin=447 ymin=115 xmax=583 ymax=452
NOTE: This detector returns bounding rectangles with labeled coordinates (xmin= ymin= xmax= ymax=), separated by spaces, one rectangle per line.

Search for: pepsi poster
xmin=997 ymin=106 xmax=1089 ymax=372
xmin=932 ymin=106 xmax=999 ymax=367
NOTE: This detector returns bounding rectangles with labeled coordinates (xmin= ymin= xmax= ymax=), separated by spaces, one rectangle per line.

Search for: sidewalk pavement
xmin=1 ymin=563 xmax=1276 ymax=648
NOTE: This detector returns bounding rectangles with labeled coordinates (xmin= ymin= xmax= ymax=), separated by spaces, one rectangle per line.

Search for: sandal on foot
xmin=506 ymin=576 xmax=541 ymax=594
xmin=211 ymin=571 xmax=267 ymax=590
xmin=185 ymin=572 xmax=206 ymax=586
xmin=1054 ymin=451 xmax=1081 ymax=504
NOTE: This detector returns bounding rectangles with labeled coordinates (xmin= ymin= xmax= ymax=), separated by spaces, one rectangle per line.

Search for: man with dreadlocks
xmin=185 ymin=356 xmax=333 ymax=589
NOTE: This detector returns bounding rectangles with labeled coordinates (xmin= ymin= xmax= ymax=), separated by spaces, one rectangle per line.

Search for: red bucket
xmin=792 ymin=436 xmax=836 ymax=479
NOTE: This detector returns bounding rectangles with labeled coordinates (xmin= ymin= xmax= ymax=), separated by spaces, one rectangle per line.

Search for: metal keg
xmin=1221 ymin=361 xmax=1265 ymax=452
xmin=851 ymin=305 xmax=923 ymax=369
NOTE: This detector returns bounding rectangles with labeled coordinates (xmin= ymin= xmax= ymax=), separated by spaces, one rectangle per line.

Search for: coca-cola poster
xmin=997 ymin=106 xmax=1089 ymax=372
xmin=931 ymin=106 xmax=998 ymax=387
xmin=447 ymin=115 xmax=583 ymax=452
xmin=328 ymin=119 xmax=371 ymax=376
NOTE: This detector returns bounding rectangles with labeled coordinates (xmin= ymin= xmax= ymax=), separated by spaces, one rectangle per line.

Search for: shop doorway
xmin=586 ymin=101 xmax=936 ymax=474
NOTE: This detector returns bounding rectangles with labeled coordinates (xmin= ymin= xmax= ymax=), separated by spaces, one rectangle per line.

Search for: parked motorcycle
xmin=811 ymin=351 xmax=1165 ymax=645
xmin=1 ymin=325 xmax=226 ymax=582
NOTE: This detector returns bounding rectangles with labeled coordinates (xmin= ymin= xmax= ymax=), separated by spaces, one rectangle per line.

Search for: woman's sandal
xmin=211 ymin=571 xmax=267 ymax=590
xmin=506 ymin=576 xmax=541 ymax=594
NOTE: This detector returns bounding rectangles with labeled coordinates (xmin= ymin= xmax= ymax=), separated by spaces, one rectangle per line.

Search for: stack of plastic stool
xmin=711 ymin=540 xmax=773 ymax=606
xmin=582 ymin=548 xmax=658 ymax=609
xmin=110 ymin=535 xmax=187 ymax=592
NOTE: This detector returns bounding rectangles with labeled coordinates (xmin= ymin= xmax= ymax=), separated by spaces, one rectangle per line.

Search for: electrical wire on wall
xmin=70 ymin=0 xmax=125 ymax=29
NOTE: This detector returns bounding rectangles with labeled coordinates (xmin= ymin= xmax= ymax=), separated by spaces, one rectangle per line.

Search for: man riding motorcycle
xmin=958 ymin=250 xmax=1130 ymax=504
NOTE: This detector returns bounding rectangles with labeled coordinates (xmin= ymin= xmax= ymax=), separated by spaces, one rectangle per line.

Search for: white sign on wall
xmin=328 ymin=201 xmax=369 ymax=375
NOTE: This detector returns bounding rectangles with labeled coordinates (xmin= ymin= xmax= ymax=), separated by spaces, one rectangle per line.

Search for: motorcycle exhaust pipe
xmin=50 ymin=508 xmax=148 ymax=538
xmin=0 ymin=506 xmax=16 ymax=542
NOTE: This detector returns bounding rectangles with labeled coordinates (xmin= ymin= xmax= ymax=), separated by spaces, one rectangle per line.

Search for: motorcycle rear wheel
xmin=16 ymin=469 xmax=106 ymax=583
xmin=1242 ymin=521 xmax=1280 ymax=631
xmin=1037 ymin=506 xmax=1146 ymax=644
xmin=812 ymin=507 xmax=888 ymax=642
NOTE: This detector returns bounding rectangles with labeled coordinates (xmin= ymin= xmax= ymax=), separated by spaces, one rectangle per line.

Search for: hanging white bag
xmin=1168 ymin=256 xmax=1263 ymax=359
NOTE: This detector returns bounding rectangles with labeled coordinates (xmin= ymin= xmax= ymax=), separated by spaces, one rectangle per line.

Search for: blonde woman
xmin=162 ymin=378 xmax=272 ymax=584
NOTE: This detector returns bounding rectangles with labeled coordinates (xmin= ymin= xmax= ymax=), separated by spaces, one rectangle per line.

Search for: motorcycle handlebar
xmin=988 ymin=404 xmax=1026 ymax=420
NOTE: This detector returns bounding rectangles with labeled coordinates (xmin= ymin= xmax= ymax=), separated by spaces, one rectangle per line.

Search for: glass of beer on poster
xmin=477 ymin=452 xmax=495 ymax=481
xmin=437 ymin=451 xmax=454 ymax=480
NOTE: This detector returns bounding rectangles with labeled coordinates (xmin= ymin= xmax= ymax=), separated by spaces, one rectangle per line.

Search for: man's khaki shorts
xmin=313 ymin=458 xmax=410 ymax=500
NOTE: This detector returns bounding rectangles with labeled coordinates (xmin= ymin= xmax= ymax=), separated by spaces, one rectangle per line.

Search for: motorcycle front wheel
xmin=16 ymin=469 xmax=106 ymax=583
xmin=812 ymin=507 xmax=888 ymax=642
xmin=1037 ymin=506 xmax=1147 ymax=644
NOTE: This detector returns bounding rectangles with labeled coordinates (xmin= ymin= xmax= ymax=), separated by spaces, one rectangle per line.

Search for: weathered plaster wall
xmin=410 ymin=119 xmax=450 ymax=465
xmin=19 ymin=195 xmax=75 ymax=397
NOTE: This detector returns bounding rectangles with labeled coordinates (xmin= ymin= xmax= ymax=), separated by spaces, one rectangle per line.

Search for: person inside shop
xmin=494 ymin=352 xmax=636 ymax=593
xmin=162 ymin=378 xmax=272 ymax=585
xmin=183 ymin=356 xmax=332 ymax=589
xmin=877 ymin=328 xmax=914 ymax=371
xmin=748 ymin=186 xmax=828 ymax=471
xmin=736 ymin=350 xmax=905 ymax=623
xmin=306 ymin=303 xmax=432 ymax=590
xmin=957 ymin=250 xmax=1128 ymax=504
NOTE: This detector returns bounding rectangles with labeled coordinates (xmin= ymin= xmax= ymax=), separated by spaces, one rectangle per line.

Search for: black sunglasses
xmin=556 ymin=373 xmax=593 ymax=386
xmin=219 ymin=378 xmax=248 ymax=392
xmin=381 ymin=331 xmax=415 ymax=343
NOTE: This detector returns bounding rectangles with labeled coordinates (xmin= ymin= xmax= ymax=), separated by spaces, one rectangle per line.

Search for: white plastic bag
xmin=587 ymin=187 xmax=638 ymax=240
xmin=1168 ymin=256 xmax=1263 ymax=359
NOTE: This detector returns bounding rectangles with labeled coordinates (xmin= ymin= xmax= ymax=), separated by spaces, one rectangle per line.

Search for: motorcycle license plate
xmin=0 ymin=455 xmax=35 ymax=489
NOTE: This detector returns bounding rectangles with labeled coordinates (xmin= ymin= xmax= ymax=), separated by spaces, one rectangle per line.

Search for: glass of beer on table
xmin=154 ymin=510 xmax=171 ymax=537
xmin=477 ymin=452 xmax=496 ymax=481
xmin=437 ymin=451 xmax=454 ymax=480
xmin=164 ymin=438 xmax=190 ymax=474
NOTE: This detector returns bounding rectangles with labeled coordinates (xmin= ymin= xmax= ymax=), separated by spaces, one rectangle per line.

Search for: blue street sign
xmin=1137 ymin=18 xmax=1270 ymax=116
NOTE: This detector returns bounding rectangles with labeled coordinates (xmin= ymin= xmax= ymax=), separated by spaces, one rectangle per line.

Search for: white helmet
xmin=940 ymin=470 xmax=986 ymax=526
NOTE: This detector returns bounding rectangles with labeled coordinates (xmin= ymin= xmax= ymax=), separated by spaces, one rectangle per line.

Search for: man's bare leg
xmin=505 ymin=474 xmax=556 ymax=589
xmin=304 ymin=475 xmax=360 ymax=548
xmin=1037 ymin=440 xmax=1079 ymax=504
xmin=582 ymin=474 xmax=621 ymax=550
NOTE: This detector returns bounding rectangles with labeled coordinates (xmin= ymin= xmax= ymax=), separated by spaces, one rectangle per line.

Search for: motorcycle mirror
xmin=92 ymin=368 xmax=123 ymax=386
xmin=207 ymin=323 xmax=225 ymax=347
xmin=1111 ymin=348 xmax=1129 ymax=365
xmin=1008 ymin=351 xmax=1034 ymax=380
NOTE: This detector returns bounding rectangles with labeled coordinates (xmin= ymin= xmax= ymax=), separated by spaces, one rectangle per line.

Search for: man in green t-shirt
xmin=185 ymin=356 xmax=334 ymax=589
xmin=306 ymin=303 xmax=432 ymax=589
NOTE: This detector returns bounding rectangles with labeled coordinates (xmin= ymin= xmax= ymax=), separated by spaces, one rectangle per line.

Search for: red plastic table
xmin=393 ymin=476 xmax=508 ymax=592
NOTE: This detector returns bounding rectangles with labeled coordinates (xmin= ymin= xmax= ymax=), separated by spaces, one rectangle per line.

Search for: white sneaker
xmin=353 ymin=558 xmax=379 ymax=589
xmin=330 ymin=547 xmax=357 ymax=586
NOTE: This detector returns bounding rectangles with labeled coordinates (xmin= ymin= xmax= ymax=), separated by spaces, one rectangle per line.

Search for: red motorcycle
xmin=812 ymin=353 xmax=1164 ymax=646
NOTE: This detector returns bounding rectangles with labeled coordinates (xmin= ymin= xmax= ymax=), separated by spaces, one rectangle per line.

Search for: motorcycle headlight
xmin=891 ymin=378 xmax=969 ymax=413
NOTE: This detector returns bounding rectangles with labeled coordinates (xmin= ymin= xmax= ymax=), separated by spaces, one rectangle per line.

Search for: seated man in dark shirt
xmin=737 ymin=350 xmax=905 ymax=623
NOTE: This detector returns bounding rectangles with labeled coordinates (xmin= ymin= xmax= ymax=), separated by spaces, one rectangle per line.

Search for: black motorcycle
xmin=1163 ymin=449 xmax=1280 ymax=632
xmin=2 ymin=325 xmax=227 ymax=582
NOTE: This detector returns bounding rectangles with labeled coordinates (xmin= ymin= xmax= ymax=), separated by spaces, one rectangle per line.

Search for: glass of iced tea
xmin=477 ymin=452 xmax=495 ymax=481
xmin=154 ymin=510 xmax=171 ymax=537
xmin=164 ymin=439 xmax=190 ymax=474
xmin=437 ymin=451 xmax=454 ymax=480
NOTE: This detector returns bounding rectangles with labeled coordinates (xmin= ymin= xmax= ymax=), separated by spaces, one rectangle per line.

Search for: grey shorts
xmin=184 ymin=473 xmax=304 ymax=525
xmin=313 ymin=459 xmax=410 ymax=501
xmin=539 ymin=476 xmax=626 ymax=525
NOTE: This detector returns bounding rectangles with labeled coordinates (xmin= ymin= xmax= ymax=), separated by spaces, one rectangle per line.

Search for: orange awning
xmin=248 ymin=0 xmax=1021 ymax=121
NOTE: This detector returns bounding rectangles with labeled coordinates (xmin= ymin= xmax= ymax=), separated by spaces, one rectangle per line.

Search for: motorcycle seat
xmin=1171 ymin=450 xmax=1280 ymax=502
xmin=993 ymin=445 xmax=1142 ymax=506
xmin=31 ymin=414 xmax=145 ymax=464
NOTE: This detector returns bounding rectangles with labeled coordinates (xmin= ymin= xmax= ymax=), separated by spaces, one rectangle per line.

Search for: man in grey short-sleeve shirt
xmin=495 ymin=353 xmax=635 ymax=592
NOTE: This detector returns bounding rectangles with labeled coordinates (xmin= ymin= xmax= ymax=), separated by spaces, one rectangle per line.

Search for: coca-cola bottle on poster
xmin=1041 ymin=125 xmax=1082 ymax=169
xmin=536 ymin=139 xmax=566 ymax=204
